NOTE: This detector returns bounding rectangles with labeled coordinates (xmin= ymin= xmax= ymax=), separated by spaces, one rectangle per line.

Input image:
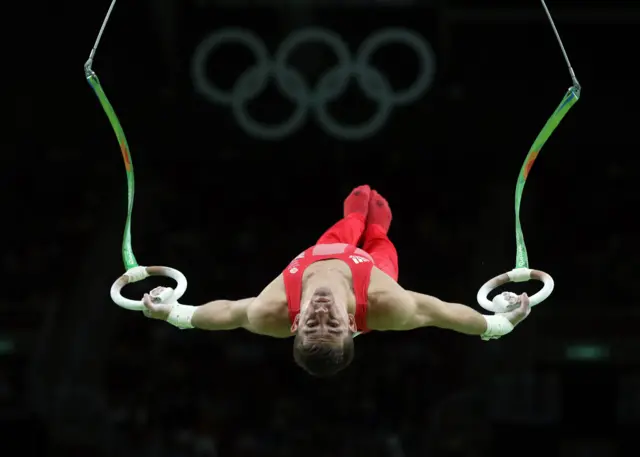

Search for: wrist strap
xmin=167 ymin=303 xmax=197 ymax=329
xmin=481 ymin=314 xmax=514 ymax=341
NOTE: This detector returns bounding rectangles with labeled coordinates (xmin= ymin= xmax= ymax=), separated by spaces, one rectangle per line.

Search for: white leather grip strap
xmin=110 ymin=266 xmax=188 ymax=311
xmin=167 ymin=303 xmax=197 ymax=329
xmin=477 ymin=268 xmax=554 ymax=313
xmin=481 ymin=314 xmax=514 ymax=341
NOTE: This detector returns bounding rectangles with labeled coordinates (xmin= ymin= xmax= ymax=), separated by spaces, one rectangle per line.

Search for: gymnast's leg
xmin=362 ymin=190 xmax=398 ymax=281
xmin=316 ymin=185 xmax=370 ymax=246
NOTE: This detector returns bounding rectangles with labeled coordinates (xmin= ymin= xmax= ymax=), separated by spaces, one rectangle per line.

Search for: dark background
xmin=4 ymin=0 xmax=639 ymax=456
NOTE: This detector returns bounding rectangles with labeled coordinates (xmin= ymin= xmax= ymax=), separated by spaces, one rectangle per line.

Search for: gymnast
xmin=141 ymin=185 xmax=531 ymax=377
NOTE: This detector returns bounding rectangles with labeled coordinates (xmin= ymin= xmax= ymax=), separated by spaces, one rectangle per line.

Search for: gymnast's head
xmin=291 ymin=286 xmax=356 ymax=377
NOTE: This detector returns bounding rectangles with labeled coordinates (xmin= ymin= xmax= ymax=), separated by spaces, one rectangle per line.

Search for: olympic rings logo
xmin=191 ymin=27 xmax=436 ymax=140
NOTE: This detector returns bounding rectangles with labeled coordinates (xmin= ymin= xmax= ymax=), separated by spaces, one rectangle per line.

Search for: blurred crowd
xmin=1 ymin=145 xmax=633 ymax=457
xmin=0 ymin=150 xmax=487 ymax=457
xmin=4 ymin=4 xmax=636 ymax=450
xmin=105 ymin=333 xmax=459 ymax=457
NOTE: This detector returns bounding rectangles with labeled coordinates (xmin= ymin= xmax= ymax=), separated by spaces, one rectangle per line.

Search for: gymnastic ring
xmin=476 ymin=267 xmax=554 ymax=313
xmin=110 ymin=266 xmax=188 ymax=311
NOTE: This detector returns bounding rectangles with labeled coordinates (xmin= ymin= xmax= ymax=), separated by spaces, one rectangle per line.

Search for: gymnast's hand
xmin=142 ymin=287 xmax=175 ymax=320
xmin=499 ymin=292 xmax=531 ymax=326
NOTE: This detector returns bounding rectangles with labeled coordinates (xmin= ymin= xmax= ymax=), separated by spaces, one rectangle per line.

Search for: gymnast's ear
xmin=290 ymin=314 xmax=301 ymax=332
xmin=347 ymin=314 xmax=357 ymax=332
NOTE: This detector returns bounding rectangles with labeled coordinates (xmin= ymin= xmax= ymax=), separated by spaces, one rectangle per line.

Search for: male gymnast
xmin=143 ymin=185 xmax=530 ymax=377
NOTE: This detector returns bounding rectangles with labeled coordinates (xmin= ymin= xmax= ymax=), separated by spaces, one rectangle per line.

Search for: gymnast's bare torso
xmin=143 ymin=186 xmax=531 ymax=376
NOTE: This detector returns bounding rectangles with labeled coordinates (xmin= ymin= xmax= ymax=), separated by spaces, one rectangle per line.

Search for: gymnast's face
xmin=292 ymin=286 xmax=356 ymax=338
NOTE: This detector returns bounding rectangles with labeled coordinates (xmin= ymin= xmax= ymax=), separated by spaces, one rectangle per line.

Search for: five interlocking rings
xmin=191 ymin=27 xmax=436 ymax=140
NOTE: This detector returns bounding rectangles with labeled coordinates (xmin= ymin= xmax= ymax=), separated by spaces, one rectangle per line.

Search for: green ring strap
xmin=86 ymin=69 xmax=139 ymax=271
xmin=514 ymin=85 xmax=580 ymax=269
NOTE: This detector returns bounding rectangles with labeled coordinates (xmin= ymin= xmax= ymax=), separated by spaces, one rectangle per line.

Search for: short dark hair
xmin=293 ymin=333 xmax=354 ymax=377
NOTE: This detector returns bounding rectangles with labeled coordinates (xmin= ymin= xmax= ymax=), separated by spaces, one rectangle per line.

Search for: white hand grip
xmin=477 ymin=267 xmax=554 ymax=313
xmin=110 ymin=266 xmax=188 ymax=311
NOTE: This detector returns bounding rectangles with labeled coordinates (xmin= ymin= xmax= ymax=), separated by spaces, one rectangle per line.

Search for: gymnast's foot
xmin=344 ymin=185 xmax=371 ymax=218
xmin=367 ymin=190 xmax=392 ymax=234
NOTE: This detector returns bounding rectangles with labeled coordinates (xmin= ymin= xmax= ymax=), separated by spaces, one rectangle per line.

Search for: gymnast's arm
xmin=190 ymin=297 xmax=256 ymax=330
xmin=142 ymin=292 xmax=256 ymax=330
xmin=372 ymin=277 xmax=529 ymax=339
xmin=399 ymin=292 xmax=489 ymax=335
xmin=401 ymin=290 xmax=530 ymax=338
xmin=142 ymin=278 xmax=290 ymax=336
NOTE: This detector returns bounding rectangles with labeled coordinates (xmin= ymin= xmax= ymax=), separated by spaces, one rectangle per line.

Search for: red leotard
xmin=283 ymin=243 xmax=374 ymax=332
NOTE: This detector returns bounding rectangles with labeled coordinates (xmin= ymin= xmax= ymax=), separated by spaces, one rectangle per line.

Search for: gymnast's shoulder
xmin=245 ymin=274 xmax=291 ymax=338
xmin=365 ymin=267 xmax=416 ymax=330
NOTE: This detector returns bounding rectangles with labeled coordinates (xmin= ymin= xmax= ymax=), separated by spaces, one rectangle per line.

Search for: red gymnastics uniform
xmin=282 ymin=213 xmax=399 ymax=333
